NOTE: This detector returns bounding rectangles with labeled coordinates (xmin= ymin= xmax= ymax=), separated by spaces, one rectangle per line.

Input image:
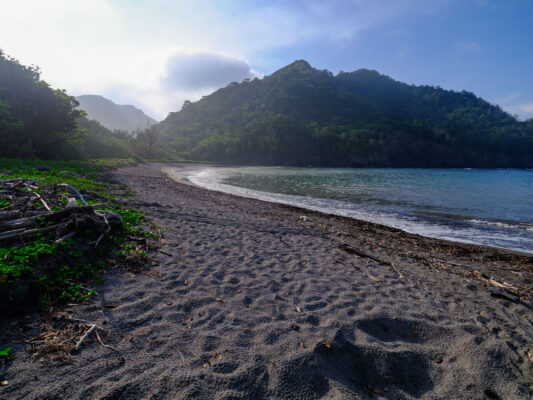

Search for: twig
xmin=390 ymin=263 xmax=404 ymax=280
xmin=364 ymin=273 xmax=383 ymax=283
xmin=75 ymin=324 xmax=97 ymax=350
xmin=154 ymin=248 xmax=173 ymax=256
xmin=26 ymin=187 xmax=51 ymax=211
xmin=95 ymin=330 xmax=119 ymax=352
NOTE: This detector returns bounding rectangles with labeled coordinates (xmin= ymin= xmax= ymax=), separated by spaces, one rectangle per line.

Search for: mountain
xmin=76 ymin=95 xmax=157 ymax=133
xmin=157 ymin=60 xmax=533 ymax=168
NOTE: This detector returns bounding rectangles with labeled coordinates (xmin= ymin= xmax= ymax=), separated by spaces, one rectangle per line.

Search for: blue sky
xmin=1 ymin=0 xmax=532 ymax=120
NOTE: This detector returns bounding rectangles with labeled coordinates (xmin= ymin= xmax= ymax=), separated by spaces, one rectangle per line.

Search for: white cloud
xmin=161 ymin=50 xmax=259 ymax=90
xmin=504 ymin=103 xmax=533 ymax=120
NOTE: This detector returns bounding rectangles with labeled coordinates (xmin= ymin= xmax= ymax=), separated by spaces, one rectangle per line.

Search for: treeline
xmin=0 ymin=50 xmax=168 ymax=160
xmin=157 ymin=60 xmax=533 ymax=168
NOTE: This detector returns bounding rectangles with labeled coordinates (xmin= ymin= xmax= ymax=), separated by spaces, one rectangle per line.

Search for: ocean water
xmin=185 ymin=167 xmax=533 ymax=253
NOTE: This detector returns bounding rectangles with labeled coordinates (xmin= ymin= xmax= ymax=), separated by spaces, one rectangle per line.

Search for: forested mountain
xmin=76 ymin=95 xmax=157 ymax=133
xmin=158 ymin=60 xmax=533 ymax=167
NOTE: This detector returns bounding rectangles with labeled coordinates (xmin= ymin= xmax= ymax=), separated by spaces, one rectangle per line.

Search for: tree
xmin=0 ymin=50 xmax=83 ymax=158
xmin=136 ymin=125 xmax=159 ymax=154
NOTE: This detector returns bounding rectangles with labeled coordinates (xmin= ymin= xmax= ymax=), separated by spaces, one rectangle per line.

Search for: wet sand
xmin=2 ymin=162 xmax=532 ymax=399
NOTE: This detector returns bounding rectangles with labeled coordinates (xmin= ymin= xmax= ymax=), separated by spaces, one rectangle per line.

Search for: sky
xmin=1 ymin=0 xmax=532 ymax=121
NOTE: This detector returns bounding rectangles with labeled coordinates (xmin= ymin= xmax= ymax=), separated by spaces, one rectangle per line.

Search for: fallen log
xmin=0 ymin=222 xmax=68 ymax=241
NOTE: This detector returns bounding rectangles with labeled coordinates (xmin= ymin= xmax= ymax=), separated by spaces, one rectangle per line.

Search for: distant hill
xmin=76 ymin=95 xmax=157 ymax=133
xmin=157 ymin=60 xmax=533 ymax=168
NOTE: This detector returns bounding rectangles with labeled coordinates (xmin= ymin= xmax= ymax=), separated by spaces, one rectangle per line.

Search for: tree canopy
xmin=0 ymin=50 xmax=84 ymax=158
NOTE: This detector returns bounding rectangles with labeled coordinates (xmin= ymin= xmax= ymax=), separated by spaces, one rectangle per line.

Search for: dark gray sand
xmin=1 ymin=163 xmax=532 ymax=399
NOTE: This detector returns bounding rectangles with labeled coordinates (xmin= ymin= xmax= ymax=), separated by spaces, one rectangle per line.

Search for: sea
xmin=183 ymin=167 xmax=533 ymax=254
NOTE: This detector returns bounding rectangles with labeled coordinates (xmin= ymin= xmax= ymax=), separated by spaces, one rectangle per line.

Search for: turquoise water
xmin=187 ymin=167 xmax=533 ymax=253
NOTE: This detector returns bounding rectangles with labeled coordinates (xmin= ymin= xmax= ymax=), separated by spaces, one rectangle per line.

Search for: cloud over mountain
xmin=161 ymin=50 xmax=259 ymax=91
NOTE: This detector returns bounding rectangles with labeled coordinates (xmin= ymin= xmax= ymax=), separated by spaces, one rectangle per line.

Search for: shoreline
xmin=2 ymin=162 xmax=532 ymax=399
xmin=163 ymin=163 xmax=533 ymax=258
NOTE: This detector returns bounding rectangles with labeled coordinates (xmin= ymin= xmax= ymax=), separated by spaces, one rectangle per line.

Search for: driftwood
xmin=0 ymin=222 xmax=68 ymax=241
xmin=0 ymin=179 xmax=120 ymax=245
xmin=55 ymin=184 xmax=88 ymax=206
xmin=339 ymin=243 xmax=392 ymax=265
xmin=472 ymin=270 xmax=531 ymax=298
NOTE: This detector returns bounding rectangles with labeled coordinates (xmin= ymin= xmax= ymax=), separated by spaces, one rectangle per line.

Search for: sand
xmin=1 ymin=162 xmax=532 ymax=399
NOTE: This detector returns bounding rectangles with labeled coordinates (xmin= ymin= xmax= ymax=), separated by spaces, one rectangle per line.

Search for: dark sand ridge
xmin=1 ymin=162 xmax=532 ymax=399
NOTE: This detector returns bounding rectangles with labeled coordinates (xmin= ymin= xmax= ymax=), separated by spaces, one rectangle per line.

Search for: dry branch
xmin=95 ymin=330 xmax=119 ymax=352
xmin=27 ymin=187 xmax=51 ymax=211
xmin=75 ymin=324 xmax=97 ymax=350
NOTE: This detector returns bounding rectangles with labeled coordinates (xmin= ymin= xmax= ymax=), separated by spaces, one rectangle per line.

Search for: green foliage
xmin=0 ymin=347 xmax=13 ymax=359
xmin=114 ymin=207 xmax=145 ymax=234
xmin=75 ymin=117 xmax=136 ymax=159
xmin=0 ymin=237 xmax=59 ymax=284
xmin=38 ymin=263 xmax=99 ymax=303
xmin=157 ymin=60 xmax=533 ymax=168
xmin=0 ymin=50 xmax=83 ymax=159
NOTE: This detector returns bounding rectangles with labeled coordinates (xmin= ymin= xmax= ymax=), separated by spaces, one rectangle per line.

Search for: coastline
xmin=2 ymin=162 xmax=532 ymax=399
xmin=164 ymin=163 xmax=533 ymax=257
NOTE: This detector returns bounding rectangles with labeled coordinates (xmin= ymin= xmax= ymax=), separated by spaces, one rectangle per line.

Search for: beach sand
xmin=1 ymin=162 xmax=532 ymax=399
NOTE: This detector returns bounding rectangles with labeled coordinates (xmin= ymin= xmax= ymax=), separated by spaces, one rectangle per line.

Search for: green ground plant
xmin=0 ymin=158 xmax=157 ymax=310
xmin=0 ymin=347 xmax=13 ymax=360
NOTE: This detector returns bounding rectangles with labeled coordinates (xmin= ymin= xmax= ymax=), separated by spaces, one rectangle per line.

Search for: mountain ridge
xmin=76 ymin=94 xmax=157 ymax=133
